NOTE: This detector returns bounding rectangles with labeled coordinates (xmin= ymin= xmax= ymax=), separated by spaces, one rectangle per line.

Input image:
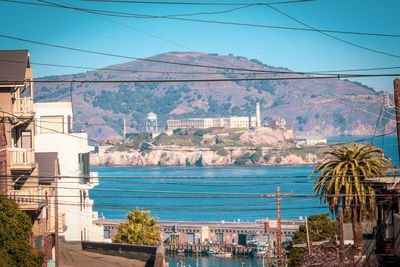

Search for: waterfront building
xmin=96 ymin=218 xmax=304 ymax=248
xmin=34 ymin=102 xmax=104 ymax=241
xmin=0 ymin=50 xmax=62 ymax=262
xmin=297 ymin=136 xmax=327 ymax=146
xmin=166 ymin=103 xmax=261 ymax=130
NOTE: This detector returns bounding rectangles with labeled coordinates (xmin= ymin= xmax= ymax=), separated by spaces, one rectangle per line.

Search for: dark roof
xmin=0 ymin=50 xmax=30 ymax=85
xmin=35 ymin=152 xmax=59 ymax=185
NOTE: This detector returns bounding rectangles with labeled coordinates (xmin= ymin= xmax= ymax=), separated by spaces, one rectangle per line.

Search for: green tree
xmin=113 ymin=208 xmax=162 ymax=245
xmin=287 ymin=213 xmax=338 ymax=266
xmin=0 ymin=197 xmax=45 ymax=267
xmin=312 ymin=143 xmax=393 ymax=248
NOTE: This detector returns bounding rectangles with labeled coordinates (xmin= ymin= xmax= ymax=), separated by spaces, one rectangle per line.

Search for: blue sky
xmin=0 ymin=0 xmax=399 ymax=91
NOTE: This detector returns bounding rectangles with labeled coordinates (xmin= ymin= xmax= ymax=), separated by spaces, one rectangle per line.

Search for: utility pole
xmin=277 ymin=187 xmax=282 ymax=266
xmin=276 ymin=187 xmax=293 ymax=266
xmin=393 ymin=78 xmax=400 ymax=214
xmin=339 ymin=208 xmax=345 ymax=262
xmin=305 ymin=216 xmax=312 ymax=255
xmin=394 ymin=79 xmax=400 ymax=162
xmin=55 ymin=178 xmax=59 ymax=267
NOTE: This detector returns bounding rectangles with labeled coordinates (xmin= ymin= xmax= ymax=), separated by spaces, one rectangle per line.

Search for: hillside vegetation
xmin=34 ymin=52 xmax=393 ymax=140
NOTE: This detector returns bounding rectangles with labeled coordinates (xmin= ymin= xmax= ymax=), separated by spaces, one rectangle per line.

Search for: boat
xmin=215 ymin=252 xmax=232 ymax=258
xmin=207 ymin=247 xmax=218 ymax=256
xmin=253 ymin=245 xmax=267 ymax=257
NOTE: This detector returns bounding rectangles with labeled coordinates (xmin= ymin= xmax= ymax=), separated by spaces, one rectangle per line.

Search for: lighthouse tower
xmin=256 ymin=102 xmax=261 ymax=127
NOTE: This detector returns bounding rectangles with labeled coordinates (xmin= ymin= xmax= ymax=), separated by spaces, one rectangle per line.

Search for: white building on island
xmin=166 ymin=102 xmax=262 ymax=130
xmin=34 ymin=102 xmax=104 ymax=242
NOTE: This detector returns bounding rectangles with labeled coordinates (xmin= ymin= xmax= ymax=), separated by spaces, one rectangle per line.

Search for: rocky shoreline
xmin=90 ymin=147 xmax=321 ymax=167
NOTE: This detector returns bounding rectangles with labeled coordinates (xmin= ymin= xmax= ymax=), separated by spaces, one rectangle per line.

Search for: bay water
xmin=90 ymin=135 xmax=398 ymax=266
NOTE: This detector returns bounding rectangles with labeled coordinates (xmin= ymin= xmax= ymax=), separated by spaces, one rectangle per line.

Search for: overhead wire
xmin=81 ymin=0 xmax=314 ymax=6
xmin=5 ymin=58 xmax=400 ymax=76
xmin=4 ymin=72 xmax=400 ymax=83
xmin=264 ymin=3 xmax=400 ymax=59
xmin=20 ymin=0 xmax=400 ymax=39
xmin=3 ymin=107 xmax=397 ymax=154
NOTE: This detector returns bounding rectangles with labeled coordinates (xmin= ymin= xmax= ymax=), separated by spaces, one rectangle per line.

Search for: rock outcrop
xmin=91 ymin=147 xmax=319 ymax=167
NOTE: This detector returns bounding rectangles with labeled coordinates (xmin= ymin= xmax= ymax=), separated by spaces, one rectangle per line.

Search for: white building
xmin=34 ymin=102 xmax=104 ymax=241
xmin=297 ymin=136 xmax=327 ymax=146
xmin=166 ymin=103 xmax=261 ymax=130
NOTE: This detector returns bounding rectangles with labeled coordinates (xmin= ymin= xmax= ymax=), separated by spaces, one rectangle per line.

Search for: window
xmin=20 ymin=130 xmax=32 ymax=149
xmin=79 ymin=153 xmax=90 ymax=183
xmin=104 ymin=230 xmax=110 ymax=239
xmin=40 ymin=116 xmax=64 ymax=134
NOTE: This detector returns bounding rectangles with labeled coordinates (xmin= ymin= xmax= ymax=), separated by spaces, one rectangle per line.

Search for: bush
xmin=0 ymin=197 xmax=45 ymax=266
xmin=194 ymin=129 xmax=208 ymax=137
xmin=234 ymin=153 xmax=250 ymax=165
xmin=249 ymin=151 xmax=262 ymax=163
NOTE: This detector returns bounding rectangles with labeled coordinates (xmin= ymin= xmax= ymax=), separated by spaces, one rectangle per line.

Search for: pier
xmin=165 ymin=243 xmax=255 ymax=256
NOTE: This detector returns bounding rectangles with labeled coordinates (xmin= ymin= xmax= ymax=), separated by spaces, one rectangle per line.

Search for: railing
xmin=13 ymin=97 xmax=34 ymax=116
xmin=7 ymin=187 xmax=46 ymax=210
xmin=8 ymin=148 xmax=35 ymax=170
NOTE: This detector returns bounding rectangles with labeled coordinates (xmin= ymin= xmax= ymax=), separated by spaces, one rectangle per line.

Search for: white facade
xmin=34 ymin=102 xmax=104 ymax=242
xmin=166 ymin=103 xmax=261 ymax=130
xmin=297 ymin=136 xmax=327 ymax=146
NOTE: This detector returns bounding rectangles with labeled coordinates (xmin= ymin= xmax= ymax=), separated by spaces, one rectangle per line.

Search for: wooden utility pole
xmin=394 ymin=79 xmax=400 ymax=162
xmin=339 ymin=207 xmax=345 ymax=262
xmin=276 ymin=187 xmax=293 ymax=266
xmin=393 ymin=78 xmax=400 ymax=214
xmin=305 ymin=216 xmax=311 ymax=255
xmin=277 ymin=187 xmax=282 ymax=266
xmin=55 ymin=178 xmax=59 ymax=267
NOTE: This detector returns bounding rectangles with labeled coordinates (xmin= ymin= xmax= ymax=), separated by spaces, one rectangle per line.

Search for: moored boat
xmin=215 ymin=252 xmax=232 ymax=257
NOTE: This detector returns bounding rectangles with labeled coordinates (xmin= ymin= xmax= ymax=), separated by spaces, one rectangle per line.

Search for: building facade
xmin=97 ymin=218 xmax=303 ymax=250
xmin=0 ymin=50 xmax=61 ymax=263
xmin=34 ymin=102 xmax=104 ymax=241
xmin=166 ymin=103 xmax=261 ymax=130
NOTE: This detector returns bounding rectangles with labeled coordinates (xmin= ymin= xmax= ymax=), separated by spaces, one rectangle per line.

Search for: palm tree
xmin=312 ymin=143 xmax=393 ymax=248
xmin=113 ymin=208 xmax=162 ymax=245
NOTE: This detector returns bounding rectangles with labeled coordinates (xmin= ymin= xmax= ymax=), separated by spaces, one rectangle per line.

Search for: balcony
xmin=48 ymin=212 xmax=67 ymax=234
xmin=13 ymin=97 xmax=34 ymax=118
xmin=8 ymin=148 xmax=36 ymax=172
xmin=7 ymin=187 xmax=46 ymax=211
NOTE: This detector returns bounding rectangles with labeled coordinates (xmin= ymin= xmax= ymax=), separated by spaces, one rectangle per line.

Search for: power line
xmin=81 ymin=0 xmax=314 ymax=6
xmin=2 ymin=108 xmax=397 ymax=155
xmin=3 ymin=173 xmax=399 ymax=180
xmin=3 ymin=58 xmax=400 ymax=77
xmin=4 ymin=72 xmax=400 ymax=84
xmin=2 ymin=33 xmax=400 ymax=78
xmin=264 ymin=3 xmax=400 ymax=59
xmin=11 ymin=0 xmax=400 ymax=38
xmin=0 ymin=58 xmax=361 ymax=76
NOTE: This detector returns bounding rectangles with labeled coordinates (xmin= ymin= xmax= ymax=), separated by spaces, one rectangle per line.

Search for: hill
xmin=34 ymin=52 xmax=393 ymax=140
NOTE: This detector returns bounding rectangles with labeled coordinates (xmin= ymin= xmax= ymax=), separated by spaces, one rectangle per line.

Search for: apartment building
xmin=0 ymin=49 xmax=63 ymax=263
xmin=34 ymin=102 xmax=104 ymax=241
